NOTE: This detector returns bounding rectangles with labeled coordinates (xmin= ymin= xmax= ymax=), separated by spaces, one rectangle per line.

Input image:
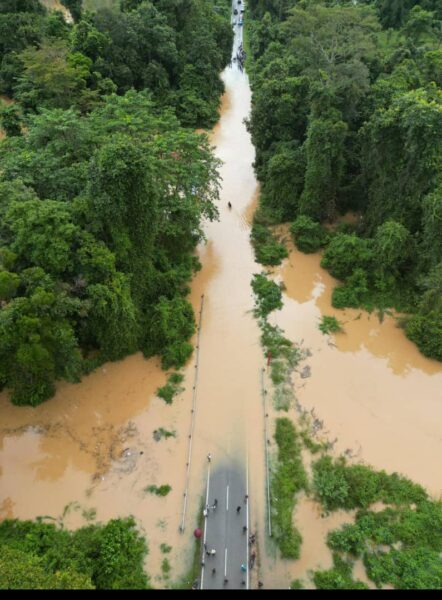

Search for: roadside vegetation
xmin=0 ymin=516 xmax=149 ymax=589
xmin=246 ymin=0 xmax=442 ymax=361
xmin=250 ymin=223 xmax=288 ymax=266
xmin=271 ymin=418 xmax=308 ymax=558
xmin=251 ymin=271 xmax=302 ymax=408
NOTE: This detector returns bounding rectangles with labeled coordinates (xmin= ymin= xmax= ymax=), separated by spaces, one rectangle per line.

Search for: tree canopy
xmin=247 ymin=0 xmax=442 ymax=360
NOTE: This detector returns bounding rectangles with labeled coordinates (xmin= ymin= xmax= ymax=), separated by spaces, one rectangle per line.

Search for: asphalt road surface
xmin=200 ymin=461 xmax=250 ymax=589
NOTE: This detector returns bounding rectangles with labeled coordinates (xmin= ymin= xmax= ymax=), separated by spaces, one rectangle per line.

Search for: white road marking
xmin=201 ymin=463 xmax=211 ymax=590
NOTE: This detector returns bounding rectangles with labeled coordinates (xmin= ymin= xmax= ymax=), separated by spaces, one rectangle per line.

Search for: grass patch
xmin=251 ymin=223 xmax=288 ymax=266
xmin=160 ymin=544 xmax=172 ymax=554
xmin=271 ymin=418 xmax=308 ymax=559
xmin=144 ymin=485 xmax=172 ymax=497
xmin=156 ymin=372 xmax=184 ymax=405
xmin=318 ymin=315 xmax=343 ymax=335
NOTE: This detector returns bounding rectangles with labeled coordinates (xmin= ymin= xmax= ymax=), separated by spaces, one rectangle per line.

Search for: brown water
xmin=41 ymin=0 xmax=73 ymax=23
xmin=1 ymin=51 xmax=442 ymax=590
xmin=273 ymin=242 xmax=442 ymax=495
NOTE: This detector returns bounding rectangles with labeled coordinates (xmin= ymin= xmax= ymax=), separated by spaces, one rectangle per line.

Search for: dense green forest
xmin=0 ymin=0 xmax=232 ymax=406
xmin=0 ymin=516 xmax=149 ymax=589
xmin=247 ymin=0 xmax=442 ymax=360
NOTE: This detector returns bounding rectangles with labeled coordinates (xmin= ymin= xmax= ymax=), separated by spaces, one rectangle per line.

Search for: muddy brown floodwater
xmin=40 ymin=0 xmax=74 ymax=23
xmin=1 ymin=52 xmax=441 ymax=591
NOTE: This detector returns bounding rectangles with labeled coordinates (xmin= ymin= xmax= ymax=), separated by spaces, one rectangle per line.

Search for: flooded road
xmin=1 ymin=16 xmax=441 ymax=591
xmin=0 ymin=28 xmax=266 ymax=586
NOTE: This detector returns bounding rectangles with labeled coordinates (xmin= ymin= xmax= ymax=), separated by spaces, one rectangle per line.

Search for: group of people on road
xmin=201 ymin=453 xmax=258 ymax=586
xmin=235 ymin=43 xmax=246 ymax=71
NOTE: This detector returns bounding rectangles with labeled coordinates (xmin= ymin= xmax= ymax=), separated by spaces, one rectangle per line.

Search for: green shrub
xmin=312 ymin=456 xmax=427 ymax=512
xmin=260 ymin=322 xmax=301 ymax=390
xmin=156 ymin=372 xmax=184 ymax=404
xmin=144 ymin=485 xmax=171 ymax=497
xmin=290 ymin=215 xmax=328 ymax=253
xmin=251 ymin=273 xmax=283 ymax=317
xmin=161 ymin=558 xmax=171 ymax=577
xmin=318 ymin=315 xmax=343 ymax=334
xmin=251 ymin=223 xmax=288 ymax=266
xmin=405 ymin=312 xmax=442 ymax=361
xmin=271 ymin=418 xmax=308 ymax=559
xmin=332 ymin=268 xmax=369 ymax=308
xmin=321 ymin=234 xmax=374 ymax=281
xmin=313 ymin=554 xmax=368 ymax=590
xmin=364 ymin=546 xmax=442 ymax=589
xmin=0 ymin=517 xmax=149 ymax=589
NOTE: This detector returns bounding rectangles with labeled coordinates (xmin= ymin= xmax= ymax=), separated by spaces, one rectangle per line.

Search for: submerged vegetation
xmin=318 ymin=316 xmax=343 ymax=335
xmin=156 ymin=372 xmax=184 ymax=405
xmin=251 ymin=270 xmax=301 ymax=407
xmin=247 ymin=0 xmax=442 ymax=361
xmin=144 ymin=484 xmax=172 ymax=497
xmin=312 ymin=456 xmax=442 ymax=589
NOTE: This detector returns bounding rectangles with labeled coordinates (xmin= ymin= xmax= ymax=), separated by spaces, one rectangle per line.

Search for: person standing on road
xmin=207 ymin=453 xmax=212 ymax=462
xmin=236 ymin=506 xmax=241 ymax=514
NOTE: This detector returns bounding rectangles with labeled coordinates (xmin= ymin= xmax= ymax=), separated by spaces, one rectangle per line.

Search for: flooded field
xmin=275 ymin=243 xmax=442 ymax=496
